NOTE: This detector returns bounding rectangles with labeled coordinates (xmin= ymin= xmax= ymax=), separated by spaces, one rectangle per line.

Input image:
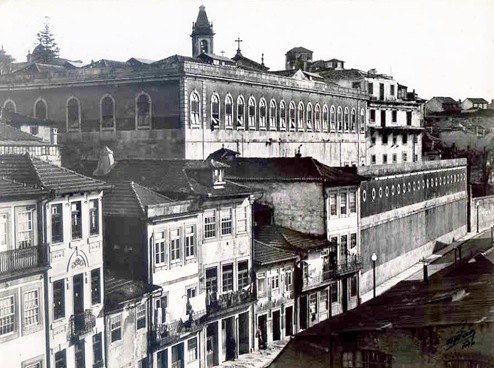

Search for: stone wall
xmin=471 ymin=194 xmax=494 ymax=233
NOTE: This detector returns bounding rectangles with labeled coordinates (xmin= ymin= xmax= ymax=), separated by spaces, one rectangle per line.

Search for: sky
xmin=0 ymin=0 xmax=493 ymax=100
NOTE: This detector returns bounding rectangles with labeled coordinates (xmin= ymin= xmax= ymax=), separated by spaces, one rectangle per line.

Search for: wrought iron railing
xmin=206 ymin=288 xmax=255 ymax=314
xmin=336 ymin=255 xmax=363 ymax=277
xmin=68 ymin=310 xmax=96 ymax=340
xmin=153 ymin=315 xmax=203 ymax=347
xmin=0 ymin=245 xmax=46 ymax=276
xmin=302 ymin=255 xmax=363 ymax=290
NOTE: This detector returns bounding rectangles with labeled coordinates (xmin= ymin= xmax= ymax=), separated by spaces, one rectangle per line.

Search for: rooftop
xmin=254 ymin=240 xmax=298 ymax=266
xmin=105 ymin=272 xmax=161 ymax=312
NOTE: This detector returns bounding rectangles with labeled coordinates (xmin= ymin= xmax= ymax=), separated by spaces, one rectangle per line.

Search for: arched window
xmin=34 ymin=98 xmax=48 ymax=120
xmin=3 ymin=100 xmax=16 ymax=113
xmin=200 ymin=40 xmax=209 ymax=54
xmin=344 ymin=107 xmax=350 ymax=131
xmin=248 ymin=97 xmax=256 ymax=129
xmin=314 ymin=104 xmax=321 ymax=132
xmin=225 ymin=95 xmax=233 ymax=128
xmin=279 ymin=100 xmax=286 ymax=130
xmin=360 ymin=108 xmax=366 ymax=133
xmin=330 ymin=106 xmax=336 ymax=131
xmin=306 ymin=103 xmax=313 ymax=131
xmin=289 ymin=101 xmax=296 ymax=131
xmin=259 ymin=98 xmax=267 ymax=129
xmin=211 ymin=93 xmax=220 ymax=127
xmin=190 ymin=92 xmax=201 ymax=126
xmin=337 ymin=106 xmax=343 ymax=131
xmin=351 ymin=108 xmax=357 ymax=132
xmin=269 ymin=99 xmax=277 ymax=130
xmin=297 ymin=102 xmax=304 ymax=131
xmin=237 ymin=96 xmax=245 ymax=128
xmin=136 ymin=93 xmax=151 ymax=129
xmin=66 ymin=97 xmax=80 ymax=131
xmin=322 ymin=105 xmax=329 ymax=132
xmin=100 ymin=95 xmax=115 ymax=130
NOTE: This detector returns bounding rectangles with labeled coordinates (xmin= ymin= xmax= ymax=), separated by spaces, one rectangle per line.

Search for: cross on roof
xmin=220 ymin=50 xmax=225 ymax=57
xmin=235 ymin=37 xmax=243 ymax=52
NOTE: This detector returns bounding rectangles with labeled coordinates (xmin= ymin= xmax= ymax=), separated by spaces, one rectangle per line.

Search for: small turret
xmin=191 ymin=5 xmax=215 ymax=57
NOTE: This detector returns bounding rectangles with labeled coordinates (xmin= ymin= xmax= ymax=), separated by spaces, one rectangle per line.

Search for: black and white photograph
xmin=0 ymin=0 xmax=493 ymax=367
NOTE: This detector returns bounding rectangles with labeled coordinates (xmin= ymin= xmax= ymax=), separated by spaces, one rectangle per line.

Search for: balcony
xmin=152 ymin=317 xmax=203 ymax=348
xmin=0 ymin=245 xmax=47 ymax=278
xmin=92 ymin=361 xmax=105 ymax=368
xmin=68 ymin=310 xmax=96 ymax=341
xmin=336 ymin=255 xmax=363 ymax=277
xmin=206 ymin=288 xmax=255 ymax=316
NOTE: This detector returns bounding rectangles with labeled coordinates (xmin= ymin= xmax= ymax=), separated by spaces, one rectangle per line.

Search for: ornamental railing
xmin=206 ymin=288 xmax=255 ymax=315
xmin=68 ymin=310 xmax=96 ymax=341
xmin=0 ymin=245 xmax=46 ymax=276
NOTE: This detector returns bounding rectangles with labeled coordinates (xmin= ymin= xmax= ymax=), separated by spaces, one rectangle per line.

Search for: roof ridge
xmin=310 ymin=157 xmax=324 ymax=177
xmin=25 ymin=154 xmax=44 ymax=189
xmin=255 ymin=239 xmax=297 ymax=256
xmin=129 ymin=181 xmax=146 ymax=214
xmin=132 ymin=181 xmax=175 ymax=202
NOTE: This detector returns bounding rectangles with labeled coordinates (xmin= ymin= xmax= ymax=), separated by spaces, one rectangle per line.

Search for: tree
xmin=34 ymin=17 xmax=60 ymax=63
xmin=0 ymin=45 xmax=15 ymax=75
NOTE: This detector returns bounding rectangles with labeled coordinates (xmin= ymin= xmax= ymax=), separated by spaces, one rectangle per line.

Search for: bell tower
xmin=191 ymin=5 xmax=215 ymax=57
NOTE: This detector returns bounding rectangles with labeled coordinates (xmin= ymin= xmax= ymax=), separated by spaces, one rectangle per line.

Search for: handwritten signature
xmin=446 ymin=322 xmax=476 ymax=350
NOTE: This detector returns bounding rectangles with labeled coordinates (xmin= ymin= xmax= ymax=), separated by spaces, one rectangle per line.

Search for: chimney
xmin=93 ymin=146 xmax=115 ymax=176
xmin=50 ymin=128 xmax=58 ymax=145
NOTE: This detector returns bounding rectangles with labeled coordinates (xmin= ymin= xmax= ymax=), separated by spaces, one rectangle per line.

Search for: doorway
xmin=257 ymin=314 xmax=267 ymax=349
xmin=342 ymin=278 xmax=348 ymax=312
xmin=238 ymin=312 xmax=249 ymax=354
xmin=222 ymin=317 xmax=236 ymax=362
xmin=299 ymin=295 xmax=308 ymax=330
xmin=285 ymin=306 xmax=293 ymax=336
xmin=206 ymin=322 xmax=218 ymax=368
xmin=272 ymin=310 xmax=281 ymax=341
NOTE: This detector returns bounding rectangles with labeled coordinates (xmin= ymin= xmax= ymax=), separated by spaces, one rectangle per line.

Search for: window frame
xmin=314 ymin=104 xmax=321 ymax=132
xmin=92 ymin=333 xmax=103 ymax=365
xmin=110 ymin=314 xmax=122 ymax=342
xmin=340 ymin=192 xmax=347 ymax=216
xmin=169 ymin=228 xmax=181 ymax=266
xmin=136 ymin=304 xmax=146 ymax=330
xmin=0 ymin=295 xmax=15 ymax=336
xmin=259 ymin=97 xmax=267 ymax=129
xmin=238 ymin=261 xmax=249 ymax=290
xmin=204 ymin=210 xmax=217 ymax=239
xmin=51 ymin=204 xmax=63 ymax=244
xmin=34 ymin=98 xmax=48 ymax=120
xmin=237 ymin=95 xmax=245 ymax=129
xmin=89 ymin=199 xmax=99 ymax=236
xmin=100 ymin=94 xmax=115 ymax=130
xmin=349 ymin=191 xmax=357 ymax=214
xmin=187 ymin=337 xmax=198 ymax=363
xmin=190 ymin=92 xmax=201 ymax=127
xmin=17 ymin=207 xmax=34 ymax=249
xmin=225 ymin=94 xmax=233 ymax=128
xmin=222 ymin=264 xmax=234 ymax=293
xmin=236 ymin=206 xmax=247 ymax=234
xmin=135 ymin=92 xmax=152 ymax=130
xmin=91 ymin=268 xmax=101 ymax=305
xmin=211 ymin=93 xmax=220 ymax=127
xmin=0 ymin=213 xmax=7 ymax=248
xmin=53 ymin=279 xmax=65 ymax=321
xmin=3 ymin=99 xmax=16 ymax=113
xmin=185 ymin=225 xmax=196 ymax=260
xmin=248 ymin=96 xmax=256 ymax=129
xmin=279 ymin=100 xmax=286 ymax=131
xmin=66 ymin=96 xmax=81 ymax=132
xmin=269 ymin=99 xmax=277 ymax=130
xmin=306 ymin=103 xmax=313 ymax=131
xmin=220 ymin=208 xmax=233 ymax=236
xmin=71 ymin=201 xmax=82 ymax=240
xmin=344 ymin=107 xmax=349 ymax=131
xmin=297 ymin=102 xmax=305 ymax=131
xmin=337 ymin=106 xmax=343 ymax=131
xmin=154 ymin=231 xmax=167 ymax=267
xmin=23 ymin=289 xmax=40 ymax=328
xmin=289 ymin=101 xmax=296 ymax=131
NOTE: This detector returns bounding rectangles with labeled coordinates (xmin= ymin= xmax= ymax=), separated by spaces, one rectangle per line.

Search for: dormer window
xmin=213 ymin=168 xmax=225 ymax=188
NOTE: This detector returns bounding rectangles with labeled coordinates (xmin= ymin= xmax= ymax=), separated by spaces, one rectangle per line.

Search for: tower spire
xmin=191 ymin=5 xmax=215 ymax=57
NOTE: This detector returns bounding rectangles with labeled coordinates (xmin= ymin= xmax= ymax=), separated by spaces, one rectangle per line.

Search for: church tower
xmin=191 ymin=5 xmax=215 ymax=57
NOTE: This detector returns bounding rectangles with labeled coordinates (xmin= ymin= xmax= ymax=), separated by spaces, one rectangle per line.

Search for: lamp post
xmin=371 ymin=253 xmax=377 ymax=298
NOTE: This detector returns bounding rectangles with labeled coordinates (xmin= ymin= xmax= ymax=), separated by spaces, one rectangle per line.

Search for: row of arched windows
xmin=2 ymin=93 xmax=152 ymax=131
xmin=190 ymin=92 xmax=366 ymax=133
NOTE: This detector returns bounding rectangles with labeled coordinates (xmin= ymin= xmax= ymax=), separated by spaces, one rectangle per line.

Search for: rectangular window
xmin=392 ymin=110 xmax=397 ymax=122
xmin=392 ymin=154 xmax=397 ymax=163
xmin=390 ymin=85 xmax=395 ymax=96
xmin=371 ymin=135 xmax=376 ymax=144
xmin=91 ymin=268 xmax=101 ymax=305
xmin=89 ymin=199 xmax=99 ymax=236
xmin=383 ymin=154 xmax=388 ymax=164
xmin=370 ymin=109 xmax=375 ymax=122
xmin=188 ymin=337 xmax=198 ymax=362
xmin=93 ymin=333 xmax=103 ymax=364
xmin=222 ymin=264 xmax=234 ymax=293
xmin=0 ymin=295 xmax=15 ymax=335
xmin=350 ymin=276 xmax=358 ymax=297
xmin=238 ymin=261 xmax=249 ymax=290
xmin=137 ymin=304 xmax=146 ymax=330
xmin=75 ymin=339 xmax=85 ymax=368
xmin=330 ymin=283 xmax=338 ymax=303
xmin=186 ymin=286 xmax=196 ymax=299
xmin=380 ymin=110 xmax=386 ymax=126
xmin=204 ymin=210 xmax=216 ymax=239
xmin=170 ymin=229 xmax=181 ymax=264
xmin=17 ymin=209 xmax=33 ymax=248
xmin=270 ymin=271 xmax=279 ymax=291
xmin=350 ymin=233 xmax=357 ymax=249
xmin=406 ymin=111 xmax=412 ymax=125
xmin=329 ymin=193 xmax=337 ymax=217
xmin=340 ymin=235 xmax=348 ymax=261
xmin=206 ymin=267 xmax=218 ymax=294
xmin=349 ymin=192 xmax=356 ymax=213
xmin=352 ymin=81 xmax=361 ymax=89
xmin=0 ymin=213 xmax=7 ymax=247
xmin=111 ymin=314 xmax=122 ymax=342
xmin=53 ymin=279 xmax=65 ymax=320
xmin=185 ymin=226 xmax=195 ymax=259
xmin=392 ymin=135 xmax=397 ymax=145
xmin=155 ymin=231 xmax=166 ymax=266
xmin=51 ymin=204 xmax=63 ymax=243
xmin=285 ymin=270 xmax=292 ymax=291
xmin=320 ymin=289 xmax=329 ymax=311
xmin=371 ymin=155 xmax=376 ymax=164
xmin=71 ymin=201 xmax=82 ymax=239
xmin=368 ymin=82 xmax=373 ymax=95
xmin=24 ymin=289 xmax=39 ymax=327
xmin=382 ymin=134 xmax=388 ymax=145
xmin=236 ymin=206 xmax=247 ymax=234
xmin=257 ymin=277 xmax=265 ymax=297
xmin=340 ymin=192 xmax=347 ymax=216
xmin=220 ymin=208 xmax=232 ymax=235
xmin=54 ymin=350 xmax=66 ymax=368
xmin=403 ymin=134 xmax=408 ymax=144
xmin=402 ymin=152 xmax=408 ymax=162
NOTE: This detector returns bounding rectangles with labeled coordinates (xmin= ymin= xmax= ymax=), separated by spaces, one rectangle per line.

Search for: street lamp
xmin=371 ymin=253 xmax=377 ymax=298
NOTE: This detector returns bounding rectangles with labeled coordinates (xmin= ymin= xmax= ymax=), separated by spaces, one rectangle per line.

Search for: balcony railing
xmin=336 ymin=255 xmax=363 ymax=277
xmin=0 ymin=245 xmax=46 ymax=276
xmin=206 ymin=288 xmax=255 ymax=315
xmin=153 ymin=316 xmax=203 ymax=347
xmin=68 ymin=310 xmax=96 ymax=341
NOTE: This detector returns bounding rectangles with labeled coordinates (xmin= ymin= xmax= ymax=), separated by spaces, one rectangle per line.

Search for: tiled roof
xmin=231 ymin=52 xmax=269 ymax=72
xmin=320 ymin=68 xmax=364 ymax=80
xmin=286 ymin=46 xmax=313 ymax=54
xmin=433 ymin=96 xmax=458 ymax=104
xmin=83 ymin=59 xmax=127 ymax=69
xmin=0 ymin=122 xmax=43 ymax=142
xmin=126 ymin=57 xmax=155 ymax=65
xmin=224 ymin=157 xmax=364 ymax=186
xmin=254 ymin=240 xmax=298 ymax=266
xmin=90 ymin=159 xmax=251 ymax=200
xmin=0 ymin=176 xmax=47 ymax=199
xmin=0 ymin=154 xmax=110 ymax=195
xmin=13 ymin=63 xmax=67 ymax=74
xmin=152 ymin=54 xmax=198 ymax=66
xmin=465 ymin=98 xmax=488 ymax=104
xmin=255 ymin=224 xmax=330 ymax=254
xmin=105 ymin=272 xmax=161 ymax=311
xmin=1 ymin=109 xmax=55 ymax=127
xmin=103 ymin=181 xmax=174 ymax=217
xmin=206 ymin=147 xmax=240 ymax=161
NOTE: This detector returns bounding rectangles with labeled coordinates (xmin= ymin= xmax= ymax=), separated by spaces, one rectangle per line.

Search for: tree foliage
xmin=34 ymin=17 xmax=60 ymax=63
xmin=0 ymin=45 xmax=15 ymax=75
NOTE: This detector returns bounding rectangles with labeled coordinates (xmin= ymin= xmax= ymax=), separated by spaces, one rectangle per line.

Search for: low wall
xmin=471 ymin=195 xmax=494 ymax=233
